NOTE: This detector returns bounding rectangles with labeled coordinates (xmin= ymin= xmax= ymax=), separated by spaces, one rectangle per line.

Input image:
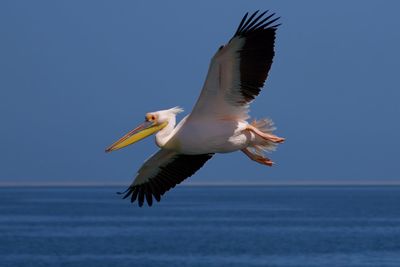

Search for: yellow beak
xmin=105 ymin=121 xmax=167 ymax=153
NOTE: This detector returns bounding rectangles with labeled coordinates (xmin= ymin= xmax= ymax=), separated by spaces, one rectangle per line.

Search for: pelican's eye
xmin=146 ymin=114 xmax=157 ymax=122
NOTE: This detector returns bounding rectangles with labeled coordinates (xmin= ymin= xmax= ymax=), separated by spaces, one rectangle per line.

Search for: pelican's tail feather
xmin=249 ymin=118 xmax=278 ymax=155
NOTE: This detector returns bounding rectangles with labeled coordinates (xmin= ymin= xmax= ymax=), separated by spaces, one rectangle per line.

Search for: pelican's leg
xmin=241 ymin=148 xmax=274 ymax=167
xmin=246 ymin=125 xmax=285 ymax=143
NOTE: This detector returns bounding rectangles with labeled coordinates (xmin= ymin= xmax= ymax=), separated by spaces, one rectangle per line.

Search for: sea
xmin=0 ymin=186 xmax=399 ymax=267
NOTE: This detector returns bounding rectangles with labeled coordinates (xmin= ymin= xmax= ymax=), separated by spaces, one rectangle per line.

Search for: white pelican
xmin=106 ymin=10 xmax=284 ymax=206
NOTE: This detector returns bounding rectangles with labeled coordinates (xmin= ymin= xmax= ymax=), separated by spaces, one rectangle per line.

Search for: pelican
xmin=106 ymin=10 xmax=284 ymax=206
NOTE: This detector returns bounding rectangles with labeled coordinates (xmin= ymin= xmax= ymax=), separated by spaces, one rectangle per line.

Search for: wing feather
xmin=121 ymin=149 xmax=213 ymax=207
xmin=189 ymin=11 xmax=280 ymax=121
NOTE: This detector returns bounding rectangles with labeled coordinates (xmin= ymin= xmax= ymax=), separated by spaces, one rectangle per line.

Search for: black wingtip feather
xmin=122 ymin=190 xmax=130 ymax=199
xmin=131 ymin=187 xmax=139 ymax=203
xmin=259 ymin=17 xmax=280 ymax=30
xmin=117 ymin=187 xmax=130 ymax=196
xmin=247 ymin=13 xmax=275 ymax=32
xmin=240 ymin=11 xmax=259 ymax=33
xmin=241 ymin=10 xmax=268 ymax=33
xmin=138 ymin=187 xmax=145 ymax=207
xmin=145 ymin=184 xmax=153 ymax=207
xmin=234 ymin=10 xmax=280 ymax=38
xmin=234 ymin=12 xmax=249 ymax=36
xmin=272 ymin=23 xmax=282 ymax=28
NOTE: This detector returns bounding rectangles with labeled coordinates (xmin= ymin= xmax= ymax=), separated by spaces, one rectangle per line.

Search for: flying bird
xmin=106 ymin=10 xmax=284 ymax=207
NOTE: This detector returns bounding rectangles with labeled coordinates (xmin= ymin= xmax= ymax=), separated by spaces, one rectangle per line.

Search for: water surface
xmin=1 ymin=186 xmax=400 ymax=266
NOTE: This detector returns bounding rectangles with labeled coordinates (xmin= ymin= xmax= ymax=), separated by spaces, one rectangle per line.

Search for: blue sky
xmin=1 ymin=1 xmax=399 ymax=185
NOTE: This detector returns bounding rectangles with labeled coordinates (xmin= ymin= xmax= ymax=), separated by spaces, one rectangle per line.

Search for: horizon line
xmin=1 ymin=180 xmax=400 ymax=187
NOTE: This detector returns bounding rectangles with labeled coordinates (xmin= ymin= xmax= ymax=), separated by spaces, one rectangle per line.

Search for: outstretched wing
xmin=120 ymin=149 xmax=213 ymax=207
xmin=189 ymin=10 xmax=280 ymax=121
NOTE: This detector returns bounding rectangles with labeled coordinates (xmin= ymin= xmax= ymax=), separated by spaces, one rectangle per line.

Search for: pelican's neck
xmin=155 ymin=117 xmax=177 ymax=148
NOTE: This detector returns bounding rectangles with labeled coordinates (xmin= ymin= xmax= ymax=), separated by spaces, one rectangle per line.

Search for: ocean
xmin=0 ymin=186 xmax=399 ymax=267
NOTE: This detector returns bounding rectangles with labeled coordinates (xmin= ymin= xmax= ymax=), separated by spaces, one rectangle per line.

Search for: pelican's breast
xmin=172 ymin=119 xmax=250 ymax=154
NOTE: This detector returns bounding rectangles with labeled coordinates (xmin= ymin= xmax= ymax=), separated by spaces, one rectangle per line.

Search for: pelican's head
xmin=105 ymin=107 xmax=183 ymax=153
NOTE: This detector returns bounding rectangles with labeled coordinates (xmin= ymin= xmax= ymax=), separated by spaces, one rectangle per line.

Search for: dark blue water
xmin=1 ymin=186 xmax=400 ymax=267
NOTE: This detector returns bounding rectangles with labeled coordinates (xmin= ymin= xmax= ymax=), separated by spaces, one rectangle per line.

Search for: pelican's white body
xmin=157 ymin=115 xmax=252 ymax=154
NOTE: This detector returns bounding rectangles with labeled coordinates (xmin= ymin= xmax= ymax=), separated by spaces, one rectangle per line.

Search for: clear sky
xmin=1 ymin=1 xmax=399 ymax=185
